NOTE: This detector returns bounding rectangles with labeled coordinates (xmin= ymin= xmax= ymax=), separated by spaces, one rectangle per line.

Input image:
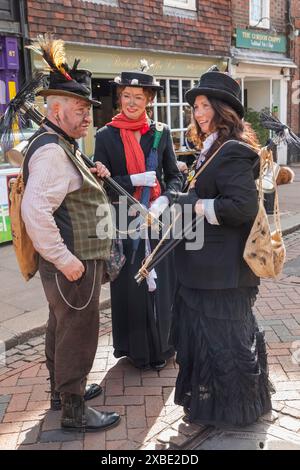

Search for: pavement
xmin=0 ymin=165 xmax=300 ymax=450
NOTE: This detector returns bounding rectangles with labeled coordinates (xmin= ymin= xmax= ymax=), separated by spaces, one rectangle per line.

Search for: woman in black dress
xmin=169 ymin=68 xmax=273 ymax=426
xmin=94 ymin=69 xmax=182 ymax=370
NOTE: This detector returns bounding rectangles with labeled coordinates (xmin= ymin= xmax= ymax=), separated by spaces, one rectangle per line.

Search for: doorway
xmin=92 ymin=78 xmax=116 ymax=130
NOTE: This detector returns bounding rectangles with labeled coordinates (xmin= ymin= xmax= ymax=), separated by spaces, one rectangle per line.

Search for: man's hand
xmin=60 ymin=257 xmax=85 ymax=282
xmin=90 ymin=162 xmax=111 ymax=178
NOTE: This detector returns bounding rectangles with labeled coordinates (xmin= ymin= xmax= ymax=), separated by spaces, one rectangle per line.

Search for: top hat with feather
xmin=111 ymin=59 xmax=162 ymax=91
xmin=28 ymin=34 xmax=100 ymax=106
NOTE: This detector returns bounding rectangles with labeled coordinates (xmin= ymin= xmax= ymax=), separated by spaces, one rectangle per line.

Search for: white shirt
xmin=196 ymin=132 xmax=218 ymax=169
xmin=196 ymin=132 xmax=220 ymax=226
xmin=21 ymin=141 xmax=83 ymax=270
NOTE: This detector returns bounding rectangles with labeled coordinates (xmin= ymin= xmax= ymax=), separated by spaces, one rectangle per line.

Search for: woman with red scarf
xmin=94 ymin=69 xmax=182 ymax=370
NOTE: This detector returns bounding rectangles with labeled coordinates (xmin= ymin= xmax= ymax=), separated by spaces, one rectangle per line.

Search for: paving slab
xmin=194 ymin=424 xmax=300 ymax=450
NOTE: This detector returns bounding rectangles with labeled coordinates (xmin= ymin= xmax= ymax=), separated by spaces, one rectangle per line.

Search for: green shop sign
xmin=236 ymin=28 xmax=286 ymax=53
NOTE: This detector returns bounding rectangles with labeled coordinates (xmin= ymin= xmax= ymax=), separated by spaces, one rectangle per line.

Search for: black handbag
xmin=102 ymin=236 xmax=126 ymax=284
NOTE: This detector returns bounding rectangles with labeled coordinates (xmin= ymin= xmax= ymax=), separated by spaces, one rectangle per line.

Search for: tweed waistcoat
xmin=24 ymin=129 xmax=112 ymax=261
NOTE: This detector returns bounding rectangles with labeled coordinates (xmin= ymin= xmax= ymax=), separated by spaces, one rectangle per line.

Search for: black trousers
xmin=39 ymin=257 xmax=104 ymax=396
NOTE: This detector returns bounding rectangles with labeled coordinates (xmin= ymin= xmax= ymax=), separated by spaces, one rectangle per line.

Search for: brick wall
xmin=26 ymin=0 xmax=231 ymax=57
xmin=290 ymin=0 xmax=300 ymax=135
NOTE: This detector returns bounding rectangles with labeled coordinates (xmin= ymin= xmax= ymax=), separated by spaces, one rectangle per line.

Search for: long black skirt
xmin=171 ymin=285 xmax=274 ymax=427
xmin=111 ymin=233 xmax=175 ymax=368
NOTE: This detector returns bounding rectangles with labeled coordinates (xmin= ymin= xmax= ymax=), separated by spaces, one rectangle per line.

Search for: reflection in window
xmin=249 ymin=0 xmax=270 ymax=28
xmin=171 ymin=106 xmax=180 ymax=129
xmin=182 ymin=80 xmax=191 ymax=99
xmin=163 ymin=0 xmax=196 ymax=11
xmin=157 ymin=80 xmax=167 ymax=104
xmin=170 ymin=80 xmax=179 ymax=103
xmin=183 ymin=105 xmax=192 ymax=128
xmin=157 ymin=106 xmax=167 ymax=124
xmin=153 ymin=78 xmax=194 ymax=150
xmin=171 ymin=131 xmax=181 ymax=151
xmin=251 ymin=0 xmax=262 ymax=22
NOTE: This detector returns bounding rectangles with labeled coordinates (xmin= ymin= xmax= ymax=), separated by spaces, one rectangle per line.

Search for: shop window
xmin=163 ymin=0 xmax=196 ymax=11
xmin=249 ymin=0 xmax=270 ymax=29
xmin=154 ymin=78 xmax=195 ymax=151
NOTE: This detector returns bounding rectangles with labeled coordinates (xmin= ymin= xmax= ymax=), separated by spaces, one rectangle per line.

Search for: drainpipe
xmin=18 ymin=0 xmax=31 ymax=81
xmin=287 ymin=0 xmax=299 ymax=137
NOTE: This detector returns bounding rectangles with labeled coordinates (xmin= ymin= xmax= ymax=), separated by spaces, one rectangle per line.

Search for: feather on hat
xmin=27 ymin=34 xmax=100 ymax=106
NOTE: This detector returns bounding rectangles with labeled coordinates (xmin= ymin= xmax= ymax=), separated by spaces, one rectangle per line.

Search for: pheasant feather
xmin=27 ymin=34 xmax=72 ymax=81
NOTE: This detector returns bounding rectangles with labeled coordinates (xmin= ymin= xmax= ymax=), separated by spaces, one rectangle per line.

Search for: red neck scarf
xmin=107 ymin=112 xmax=161 ymax=202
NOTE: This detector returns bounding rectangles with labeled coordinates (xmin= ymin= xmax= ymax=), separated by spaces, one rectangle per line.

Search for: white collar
xmin=202 ymin=132 xmax=218 ymax=154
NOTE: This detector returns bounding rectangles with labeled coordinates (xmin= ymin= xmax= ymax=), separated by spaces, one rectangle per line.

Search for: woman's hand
xmin=149 ymin=195 xmax=169 ymax=219
xmin=195 ymin=199 xmax=204 ymax=217
xmin=168 ymin=188 xmax=199 ymax=211
xmin=90 ymin=162 xmax=111 ymax=178
xmin=130 ymin=171 xmax=157 ymax=187
xmin=189 ymin=178 xmax=196 ymax=189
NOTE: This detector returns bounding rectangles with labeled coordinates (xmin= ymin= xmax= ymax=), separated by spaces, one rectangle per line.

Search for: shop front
xmin=0 ymin=35 xmax=20 ymax=244
xmin=32 ymin=44 xmax=227 ymax=157
xmin=231 ymin=29 xmax=297 ymax=164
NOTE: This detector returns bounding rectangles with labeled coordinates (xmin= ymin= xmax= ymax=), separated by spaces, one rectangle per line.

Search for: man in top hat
xmin=21 ymin=36 xmax=120 ymax=432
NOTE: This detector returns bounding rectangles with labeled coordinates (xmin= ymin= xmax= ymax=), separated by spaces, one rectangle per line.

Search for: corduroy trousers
xmin=39 ymin=256 xmax=104 ymax=396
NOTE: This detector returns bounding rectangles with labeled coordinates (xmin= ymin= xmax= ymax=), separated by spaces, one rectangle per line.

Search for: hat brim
xmin=110 ymin=81 xmax=163 ymax=91
xmin=185 ymin=87 xmax=244 ymax=118
xmin=38 ymin=89 xmax=101 ymax=107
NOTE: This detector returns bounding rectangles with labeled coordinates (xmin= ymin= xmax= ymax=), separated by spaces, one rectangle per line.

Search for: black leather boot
xmin=50 ymin=382 xmax=103 ymax=411
xmin=49 ymin=376 xmax=62 ymax=411
xmin=61 ymin=393 xmax=120 ymax=432
xmin=51 ymin=391 xmax=62 ymax=411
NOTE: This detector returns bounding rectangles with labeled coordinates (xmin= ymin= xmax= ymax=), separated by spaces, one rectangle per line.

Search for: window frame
xmin=81 ymin=0 xmax=118 ymax=5
xmin=249 ymin=0 xmax=270 ymax=29
xmin=163 ymin=0 xmax=196 ymax=11
xmin=153 ymin=78 xmax=195 ymax=150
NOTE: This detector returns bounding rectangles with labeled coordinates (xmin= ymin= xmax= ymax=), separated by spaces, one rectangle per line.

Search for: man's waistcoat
xmin=23 ymin=129 xmax=112 ymax=261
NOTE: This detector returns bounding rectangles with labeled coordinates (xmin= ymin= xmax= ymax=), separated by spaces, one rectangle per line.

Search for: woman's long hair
xmin=186 ymin=97 xmax=260 ymax=158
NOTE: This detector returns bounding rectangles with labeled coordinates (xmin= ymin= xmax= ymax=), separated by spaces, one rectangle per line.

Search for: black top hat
xmin=39 ymin=68 xmax=101 ymax=107
xmin=185 ymin=69 xmax=244 ymax=118
xmin=112 ymin=70 xmax=163 ymax=91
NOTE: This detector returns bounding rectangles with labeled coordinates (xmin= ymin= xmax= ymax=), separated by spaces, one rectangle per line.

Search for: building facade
xmin=231 ymin=0 xmax=298 ymax=163
xmin=26 ymin=0 xmax=232 ymax=155
xmin=0 ymin=1 xmax=31 ymax=245
xmin=289 ymin=0 xmax=300 ymax=163
xmin=0 ymin=0 xmax=30 ymax=157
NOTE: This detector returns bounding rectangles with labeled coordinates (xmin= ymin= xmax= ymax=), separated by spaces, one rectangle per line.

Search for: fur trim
xmin=276 ymin=166 xmax=295 ymax=185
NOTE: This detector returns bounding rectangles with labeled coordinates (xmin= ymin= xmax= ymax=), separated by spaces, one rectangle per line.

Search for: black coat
xmin=94 ymin=123 xmax=182 ymax=366
xmin=94 ymin=123 xmax=182 ymax=203
xmin=175 ymin=140 xmax=260 ymax=290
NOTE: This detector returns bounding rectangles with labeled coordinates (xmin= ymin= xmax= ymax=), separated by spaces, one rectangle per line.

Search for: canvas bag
xmin=243 ymin=147 xmax=286 ymax=278
xmin=9 ymin=133 xmax=56 ymax=282
xmin=9 ymin=162 xmax=38 ymax=281
xmin=9 ymin=133 xmax=58 ymax=282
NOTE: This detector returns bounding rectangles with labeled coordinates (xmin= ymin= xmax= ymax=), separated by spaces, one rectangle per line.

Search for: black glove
xmin=168 ymin=188 xmax=199 ymax=211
